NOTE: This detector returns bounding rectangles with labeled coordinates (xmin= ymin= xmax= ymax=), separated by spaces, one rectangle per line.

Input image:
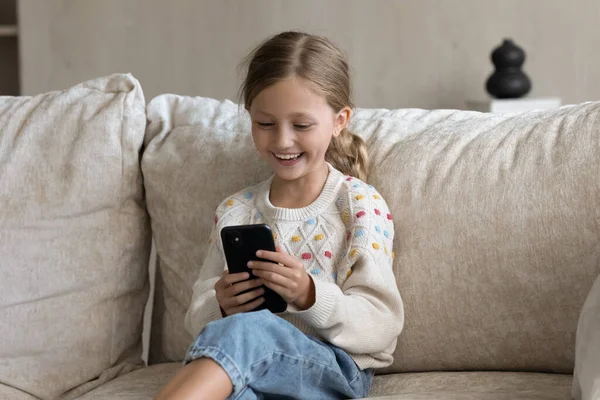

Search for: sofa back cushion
xmin=142 ymin=96 xmax=271 ymax=363
xmin=0 ymin=74 xmax=151 ymax=399
xmin=143 ymin=95 xmax=599 ymax=374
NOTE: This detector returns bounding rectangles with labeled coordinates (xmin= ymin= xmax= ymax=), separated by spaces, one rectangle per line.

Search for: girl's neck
xmin=269 ymin=162 xmax=330 ymax=209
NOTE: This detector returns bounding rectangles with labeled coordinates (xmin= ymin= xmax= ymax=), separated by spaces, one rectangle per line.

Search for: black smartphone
xmin=220 ymin=224 xmax=287 ymax=313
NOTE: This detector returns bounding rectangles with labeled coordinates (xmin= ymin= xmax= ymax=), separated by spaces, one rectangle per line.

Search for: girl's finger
xmin=252 ymin=269 xmax=293 ymax=289
xmin=227 ymin=296 xmax=265 ymax=315
xmin=223 ymin=272 xmax=251 ymax=286
xmin=256 ymin=250 xmax=302 ymax=268
xmin=228 ymin=286 xmax=265 ymax=307
xmin=248 ymin=261 xmax=296 ymax=279
xmin=229 ymin=278 xmax=263 ymax=296
xmin=260 ymin=279 xmax=289 ymax=299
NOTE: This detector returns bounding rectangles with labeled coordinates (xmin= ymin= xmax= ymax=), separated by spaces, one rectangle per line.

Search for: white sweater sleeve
xmin=184 ymin=226 xmax=226 ymax=338
xmin=288 ymin=190 xmax=404 ymax=355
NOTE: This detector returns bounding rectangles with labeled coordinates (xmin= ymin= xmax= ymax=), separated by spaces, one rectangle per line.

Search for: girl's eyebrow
xmin=289 ymin=112 xmax=316 ymax=119
xmin=254 ymin=110 xmax=275 ymax=117
xmin=253 ymin=110 xmax=316 ymax=119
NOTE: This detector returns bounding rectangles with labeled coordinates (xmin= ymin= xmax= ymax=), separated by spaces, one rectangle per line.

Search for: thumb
xmin=276 ymin=246 xmax=285 ymax=253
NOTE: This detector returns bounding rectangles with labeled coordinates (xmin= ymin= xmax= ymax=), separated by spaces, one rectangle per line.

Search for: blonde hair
xmin=240 ymin=31 xmax=369 ymax=181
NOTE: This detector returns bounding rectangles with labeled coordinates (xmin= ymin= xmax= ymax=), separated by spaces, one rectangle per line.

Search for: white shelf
xmin=0 ymin=25 xmax=18 ymax=37
xmin=466 ymin=97 xmax=562 ymax=114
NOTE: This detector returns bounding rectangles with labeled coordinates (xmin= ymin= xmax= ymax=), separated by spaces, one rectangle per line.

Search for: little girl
xmin=156 ymin=31 xmax=404 ymax=400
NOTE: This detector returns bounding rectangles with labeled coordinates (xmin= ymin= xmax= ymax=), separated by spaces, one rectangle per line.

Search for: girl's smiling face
xmin=249 ymin=77 xmax=349 ymax=183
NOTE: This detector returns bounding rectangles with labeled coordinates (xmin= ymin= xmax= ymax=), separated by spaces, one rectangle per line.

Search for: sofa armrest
xmin=573 ymin=273 xmax=600 ymax=400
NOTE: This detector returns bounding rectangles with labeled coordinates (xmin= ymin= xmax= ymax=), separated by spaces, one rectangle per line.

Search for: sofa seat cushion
xmin=0 ymin=385 xmax=38 ymax=400
xmin=77 ymin=363 xmax=180 ymax=400
xmin=77 ymin=363 xmax=572 ymax=400
xmin=368 ymin=371 xmax=572 ymax=399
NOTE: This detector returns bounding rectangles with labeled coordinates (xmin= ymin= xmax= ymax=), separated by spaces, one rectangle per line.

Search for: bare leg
xmin=154 ymin=358 xmax=233 ymax=400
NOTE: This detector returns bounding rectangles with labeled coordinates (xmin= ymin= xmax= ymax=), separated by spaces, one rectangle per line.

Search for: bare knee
xmin=154 ymin=358 xmax=232 ymax=400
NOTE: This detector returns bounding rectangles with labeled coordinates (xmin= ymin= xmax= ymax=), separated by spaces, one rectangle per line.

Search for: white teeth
xmin=275 ymin=153 xmax=301 ymax=160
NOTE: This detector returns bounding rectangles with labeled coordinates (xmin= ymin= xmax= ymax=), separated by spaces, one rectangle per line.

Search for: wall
xmin=18 ymin=0 xmax=600 ymax=110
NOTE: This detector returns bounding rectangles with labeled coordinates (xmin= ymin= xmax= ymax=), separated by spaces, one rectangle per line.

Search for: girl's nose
xmin=273 ymin=126 xmax=294 ymax=149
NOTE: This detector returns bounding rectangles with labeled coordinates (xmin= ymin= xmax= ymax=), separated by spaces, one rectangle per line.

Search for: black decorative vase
xmin=486 ymin=39 xmax=531 ymax=99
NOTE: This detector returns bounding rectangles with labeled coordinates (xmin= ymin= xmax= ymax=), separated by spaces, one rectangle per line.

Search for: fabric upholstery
xmin=354 ymin=103 xmax=600 ymax=374
xmin=0 ymin=384 xmax=39 ymax=400
xmin=0 ymin=74 xmax=151 ymax=399
xmin=369 ymin=372 xmax=573 ymax=400
xmin=75 ymin=363 xmax=572 ymax=400
xmin=368 ymin=371 xmax=572 ymax=399
xmin=77 ymin=363 xmax=180 ymax=400
xmin=573 ymin=273 xmax=600 ymax=400
xmin=143 ymin=94 xmax=599 ymax=375
xmin=142 ymin=96 xmax=271 ymax=363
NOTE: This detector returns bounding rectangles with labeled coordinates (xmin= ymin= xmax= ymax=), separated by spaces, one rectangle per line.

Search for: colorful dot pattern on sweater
xmin=336 ymin=175 xmax=395 ymax=283
xmin=342 ymin=210 xmax=350 ymax=223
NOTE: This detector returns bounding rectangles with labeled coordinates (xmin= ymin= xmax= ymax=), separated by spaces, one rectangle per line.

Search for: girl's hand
xmin=248 ymin=247 xmax=315 ymax=310
xmin=214 ymin=271 xmax=265 ymax=316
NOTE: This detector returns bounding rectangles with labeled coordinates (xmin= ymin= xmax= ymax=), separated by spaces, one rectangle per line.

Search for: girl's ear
xmin=334 ymin=107 xmax=352 ymax=136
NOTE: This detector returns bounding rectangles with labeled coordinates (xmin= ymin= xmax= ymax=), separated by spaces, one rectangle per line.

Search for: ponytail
xmin=326 ymin=128 xmax=369 ymax=181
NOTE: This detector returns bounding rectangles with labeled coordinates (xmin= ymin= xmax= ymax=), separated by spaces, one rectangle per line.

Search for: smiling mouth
xmin=273 ymin=153 xmax=303 ymax=160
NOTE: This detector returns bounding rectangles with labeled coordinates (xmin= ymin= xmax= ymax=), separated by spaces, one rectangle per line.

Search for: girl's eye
xmin=257 ymin=122 xmax=275 ymax=128
xmin=294 ymin=124 xmax=311 ymax=130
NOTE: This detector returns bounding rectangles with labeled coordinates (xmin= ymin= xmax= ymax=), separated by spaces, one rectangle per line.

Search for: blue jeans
xmin=184 ymin=310 xmax=373 ymax=399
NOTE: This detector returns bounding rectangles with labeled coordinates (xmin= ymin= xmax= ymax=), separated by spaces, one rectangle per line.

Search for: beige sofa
xmin=1 ymin=74 xmax=599 ymax=400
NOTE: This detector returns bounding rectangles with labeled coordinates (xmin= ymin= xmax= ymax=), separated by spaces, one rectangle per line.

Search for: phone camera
xmin=225 ymin=231 xmax=241 ymax=246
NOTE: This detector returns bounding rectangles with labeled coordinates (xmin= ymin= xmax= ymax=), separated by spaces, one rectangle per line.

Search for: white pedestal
xmin=466 ymin=97 xmax=562 ymax=114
